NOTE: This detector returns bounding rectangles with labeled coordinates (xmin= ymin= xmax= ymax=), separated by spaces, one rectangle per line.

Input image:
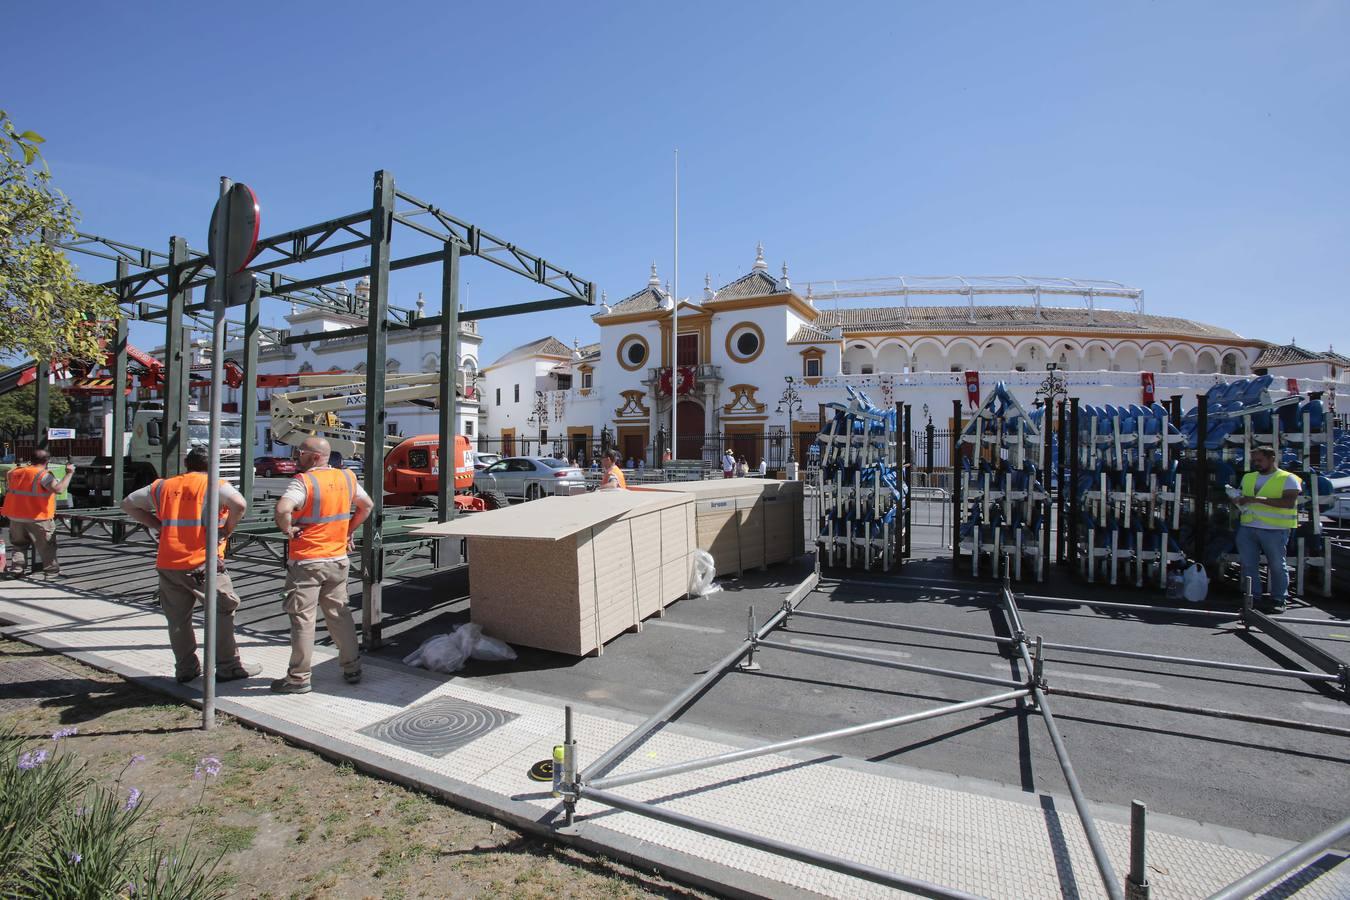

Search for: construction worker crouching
xmin=1234 ymin=445 xmax=1302 ymax=613
xmin=3 ymin=448 xmax=75 ymax=579
xmin=271 ymin=437 xmax=373 ymax=694
xmin=121 ymin=449 xmax=261 ymax=683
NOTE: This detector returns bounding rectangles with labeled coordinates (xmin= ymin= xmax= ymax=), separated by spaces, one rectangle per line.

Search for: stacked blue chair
xmin=814 ymin=386 xmax=904 ymax=571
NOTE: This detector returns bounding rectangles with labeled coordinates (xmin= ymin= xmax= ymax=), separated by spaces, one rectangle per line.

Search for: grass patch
xmin=346 ymin=821 xmax=387 ymax=844
xmin=198 ymin=822 xmax=258 ymax=854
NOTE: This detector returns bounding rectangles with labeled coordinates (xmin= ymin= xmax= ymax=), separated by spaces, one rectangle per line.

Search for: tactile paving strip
xmin=358 ymin=696 xmax=517 ymax=757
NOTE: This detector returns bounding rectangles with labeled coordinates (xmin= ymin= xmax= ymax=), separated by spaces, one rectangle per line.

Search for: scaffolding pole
xmin=361 ymin=170 xmax=395 ymax=650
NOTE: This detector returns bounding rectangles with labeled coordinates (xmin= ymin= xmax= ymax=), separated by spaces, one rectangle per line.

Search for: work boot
xmin=175 ymin=661 xmax=202 ymax=684
xmin=41 ymin=571 xmax=65 ymax=581
xmin=269 ymin=678 xmax=311 ymax=695
xmin=216 ymin=661 xmax=262 ymax=682
xmin=343 ymin=668 xmax=362 ymax=685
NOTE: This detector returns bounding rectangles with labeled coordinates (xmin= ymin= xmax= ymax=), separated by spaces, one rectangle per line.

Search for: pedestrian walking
xmin=1234 ymin=445 xmax=1302 ymax=612
xmin=121 ymin=449 xmax=261 ymax=683
xmin=271 ymin=437 xmax=374 ymax=693
xmin=721 ymin=449 xmax=735 ymax=479
xmin=3 ymin=448 xmax=75 ymax=579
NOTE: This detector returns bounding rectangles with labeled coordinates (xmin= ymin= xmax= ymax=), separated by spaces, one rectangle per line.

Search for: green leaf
xmin=18 ymin=131 xmax=44 ymax=144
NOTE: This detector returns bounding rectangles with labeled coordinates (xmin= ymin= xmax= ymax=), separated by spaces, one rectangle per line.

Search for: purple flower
xmin=125 ymin=883 xmax=136 ymax=897
xmin=123 ymin=787 xmax=142 ymax=811
xmin=129 ymin=754 xmax=146 ymax=766
xmin=51 ymin=726 xmax=78 ymax=740
xmin=69 ymin=852 xmax=82 ymax=864
xmin=17 ymin=748 xmax=49 ymax=770
xmin=192 ymin=756 xmax=222 ymax=780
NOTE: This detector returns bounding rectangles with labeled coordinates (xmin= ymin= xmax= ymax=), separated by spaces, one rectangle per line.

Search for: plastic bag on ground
xmin=1181 ymin=563 xmax=1209 ymax=604
xmin=689 ymin=549 xmax=722 ymax=597
xmin=402 ymin=624 xmax=516 ymax=672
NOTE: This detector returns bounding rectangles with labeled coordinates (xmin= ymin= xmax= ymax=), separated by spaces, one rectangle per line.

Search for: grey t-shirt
xmin=124 ymin=479 xmax=244 ymax=515
xmin=5 ymin=469 xmax=58 ymax=522
xmin=280 ymin=467 xmax=371 ymax=565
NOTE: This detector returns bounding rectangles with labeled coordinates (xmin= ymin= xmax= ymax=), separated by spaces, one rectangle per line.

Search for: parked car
xmin=472 ymin=451 xmax=501 ymax=471
xmin=254 ymin=456 xmax=298 ymax=477
xmin=473 ymin=456 xmax=586 ymax=501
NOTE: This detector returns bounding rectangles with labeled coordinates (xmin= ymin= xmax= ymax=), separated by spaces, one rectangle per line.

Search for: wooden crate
xmin=413 ymin=491 xmax=695 ymax=656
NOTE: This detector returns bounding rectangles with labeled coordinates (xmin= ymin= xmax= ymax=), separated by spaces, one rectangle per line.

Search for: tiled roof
xmin=706 ymin=270 xmax=787 ymax=302
xmin=1253 ymin=343 xmax=1350 ymax=368
xmin=788 ymin=323 xmax=838 ymax=344
xmin=577 ymin=342 xmax=601 ymax=360
xmin=808 ymin=305 xmax=1246 ymax=341
xmin=593 ymin=285 xmax=667 ymax=319
xmin=484 ymin=336 xmax=572 ymax=369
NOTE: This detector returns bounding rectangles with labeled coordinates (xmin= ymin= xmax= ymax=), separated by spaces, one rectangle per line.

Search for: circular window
xmin=617 ymin=334 xmax=650 ymax=371
xmin=725 ymin=322 xmax=765 ymax=363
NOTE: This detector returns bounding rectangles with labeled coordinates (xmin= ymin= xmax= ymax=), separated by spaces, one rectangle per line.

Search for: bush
xmin=0 ymin=726 xmax=225 ymax=899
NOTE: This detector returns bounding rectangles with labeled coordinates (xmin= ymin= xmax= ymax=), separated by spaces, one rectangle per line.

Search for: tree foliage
xmin=0 ymin=110 xmax=118 ymax=364
xmin=0 ymin=380 xmax=70 ymax=448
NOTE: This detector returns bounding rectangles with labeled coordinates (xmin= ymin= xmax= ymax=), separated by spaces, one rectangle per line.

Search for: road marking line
xmin=789 ymin=638 xmax=911 ymax=659
xmin=989 ymin=662 xmax=1160 ymax=690
xmin=645 ymin=620 xmax=724 ymax=634
xmin=1300 ymin=701 xmax=1350 ymax=717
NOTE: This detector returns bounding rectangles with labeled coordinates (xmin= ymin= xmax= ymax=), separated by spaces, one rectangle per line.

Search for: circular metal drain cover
xmin=358 ymin=697 xmax=517 ymax=757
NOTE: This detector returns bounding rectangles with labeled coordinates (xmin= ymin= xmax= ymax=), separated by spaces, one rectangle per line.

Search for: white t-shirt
xmin=722 ymin=454 xmax=735 ymax=473
xmin=1244 ymin=470 xmax=1301 ymax=531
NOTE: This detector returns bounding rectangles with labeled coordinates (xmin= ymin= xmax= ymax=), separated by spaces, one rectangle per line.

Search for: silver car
xmin=474 ymin=456 xmax=586 ymax=501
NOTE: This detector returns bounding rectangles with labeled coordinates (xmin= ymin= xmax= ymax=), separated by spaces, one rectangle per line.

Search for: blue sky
xmin=8 ymin=1 xmax=1348 ymax=365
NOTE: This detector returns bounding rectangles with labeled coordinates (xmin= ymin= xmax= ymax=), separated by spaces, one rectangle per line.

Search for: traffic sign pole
xmin=200 ymin=177 xmax=259 ymax=731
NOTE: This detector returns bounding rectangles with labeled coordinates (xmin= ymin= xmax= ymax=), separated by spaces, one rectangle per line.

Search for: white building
xmin=224 ymin=277 xmax=483 ymax=459
xmin=482 ymin=245 xmax=1347 ymax=468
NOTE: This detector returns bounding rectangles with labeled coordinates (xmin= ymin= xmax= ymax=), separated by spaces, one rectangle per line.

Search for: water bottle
xmin=0 ymin=540 xmax=5 ymax=571
xmin=550 ymin=745 xmax=564 ymax=798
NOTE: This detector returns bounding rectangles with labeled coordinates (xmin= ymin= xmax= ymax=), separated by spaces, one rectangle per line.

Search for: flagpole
xmin=671 ymin=148 xmax=679 ymax=464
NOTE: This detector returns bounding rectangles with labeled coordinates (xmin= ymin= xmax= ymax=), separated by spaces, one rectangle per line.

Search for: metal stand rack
xmin=954 ymin=383 xmax=1051 ymax=582
xmin=814 ymin=387 xmax=907 ymax=572
xmin=550 ymin=570 xmax=1348 ymax=900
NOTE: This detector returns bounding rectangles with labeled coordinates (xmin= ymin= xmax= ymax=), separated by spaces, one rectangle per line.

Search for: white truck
xmin=70 ymin=404 xmax=243 ymax=507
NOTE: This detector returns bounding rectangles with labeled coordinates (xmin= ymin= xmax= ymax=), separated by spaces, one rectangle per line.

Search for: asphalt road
xmin=42 ymin=514 xmax=1350 ymax=845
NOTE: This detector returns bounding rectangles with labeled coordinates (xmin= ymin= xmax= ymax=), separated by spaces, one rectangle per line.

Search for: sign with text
xmin=47 ymin=428 xmax=76 ymax=440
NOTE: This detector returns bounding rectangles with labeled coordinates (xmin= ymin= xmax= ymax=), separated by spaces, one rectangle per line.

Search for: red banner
xmin=1286 ymin=377 xmax=1299 ymax=395
xmin=1141 ymin=371 xmax=1155 ymax=404
xmin=657 ymin=366 xmax=695 ymax=397
xmin=964 ymin=371 xmax=980 ymax=408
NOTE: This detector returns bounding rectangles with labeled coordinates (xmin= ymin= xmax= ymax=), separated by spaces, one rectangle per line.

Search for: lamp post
xmin=1036 ymin=362 xmax=1068 ymax=409
xmin=527 ymin=390 xmax=549 ymax=456
xmin=775 ymin=375 xmax=804 ymax=465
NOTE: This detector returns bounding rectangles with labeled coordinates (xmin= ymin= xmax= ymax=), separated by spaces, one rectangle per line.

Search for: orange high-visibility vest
xmin=2 ymin=466 xmax=56 ymax=521
xmin=151 ymin=472 xmax=228 ymax=571
xmin=289 ymin=467 xmax=358 ymax=561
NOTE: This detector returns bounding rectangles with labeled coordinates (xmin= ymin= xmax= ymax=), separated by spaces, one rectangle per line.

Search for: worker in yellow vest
xmin=270 ymin=437 xmax=373 ymax=694
xmin=1234 ymin=445 xmax=1301 ymax=613
xmin=121 ymin=449 xmax=261 ymax=683
xmin=3 ymin=448 xmax=75 ymax=579
xmin=599 ymin=450 xmax=627 ymax=490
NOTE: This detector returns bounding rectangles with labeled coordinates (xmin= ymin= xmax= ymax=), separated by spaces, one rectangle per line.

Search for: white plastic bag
xmin=402 ymin=624 xmax=516 ymax=672
xmin=1181 ymin=563 xmax=1209 ymax=604
xmin=688 ymin=549 xmax=722 ymax=597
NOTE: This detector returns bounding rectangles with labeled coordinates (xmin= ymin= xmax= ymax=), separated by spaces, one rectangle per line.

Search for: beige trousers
xmin=7 ymin=519 xmax=59 ymax=574
xmin=282 ymin=559 xmax=360 ymax=685
xmin=157 ymin=568 xmax=243 ymax=678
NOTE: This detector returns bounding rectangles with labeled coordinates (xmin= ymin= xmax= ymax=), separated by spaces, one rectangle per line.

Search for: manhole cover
xmin=358 ymin=697 xmax=516 ymax=757
xmin=0 ymin=657 xmax=89 ymax=715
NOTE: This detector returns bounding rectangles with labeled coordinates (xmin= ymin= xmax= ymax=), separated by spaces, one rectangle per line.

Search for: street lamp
xmin=1036 ymin=362 xmax=1068 ymax=409
xmin=775 ymin=375 xmax=804 ymax=464
xmin=526 ymin=390 xmax=549 ymax=454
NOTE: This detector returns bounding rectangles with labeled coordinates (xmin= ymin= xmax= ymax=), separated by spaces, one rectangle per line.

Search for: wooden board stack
xmin=412 ymin=491 xmax=695 ymax=656
xmin=814 ymin=386 xmax=905 ymax=571
xmin=635 ymin=478 xmax=805 ymax=577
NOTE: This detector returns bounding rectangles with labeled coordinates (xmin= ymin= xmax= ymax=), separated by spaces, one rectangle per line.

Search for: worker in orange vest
xmin=3 ymin=448 xmax=75 ymax=579
xmin=121 ymin=449 xmax=261 ymax=683
xmin=271 ymin=437 xmax=373 ymax=694
xmin=598 ymin=450 xmax=627 ymax=490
